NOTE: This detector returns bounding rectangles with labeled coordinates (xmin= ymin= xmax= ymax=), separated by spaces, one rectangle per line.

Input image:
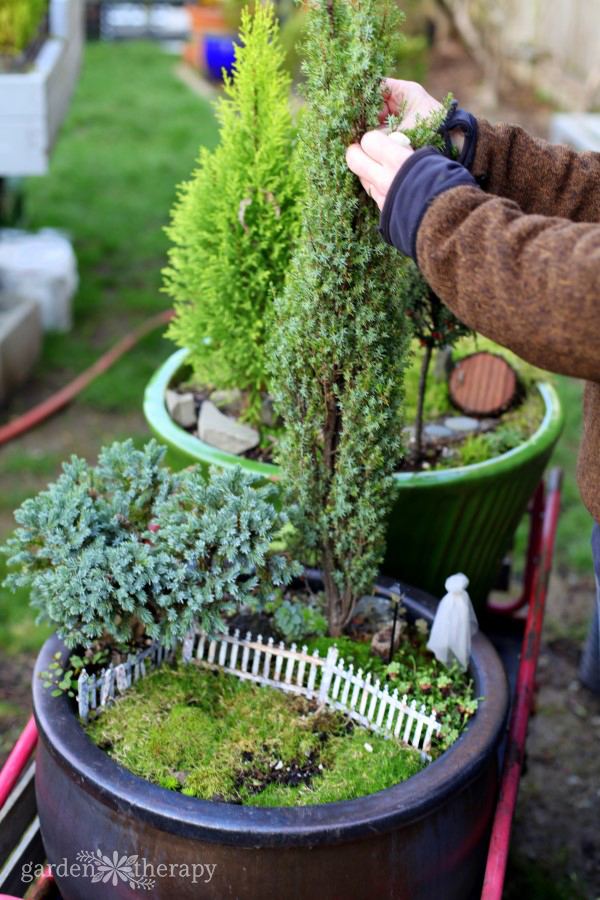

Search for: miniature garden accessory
xmin=77 ymin=625 xmax=442 ymax=759
xmin=427 ymin=573 xmax=478 ymax=671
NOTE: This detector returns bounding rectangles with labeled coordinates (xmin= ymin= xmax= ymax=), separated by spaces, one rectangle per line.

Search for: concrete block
xmin=0 ymin=295 xmax=42 ymax=403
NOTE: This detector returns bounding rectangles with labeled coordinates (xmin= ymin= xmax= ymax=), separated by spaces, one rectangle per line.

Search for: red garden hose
xmin=0 ymin=309 xmax=173 ymax=448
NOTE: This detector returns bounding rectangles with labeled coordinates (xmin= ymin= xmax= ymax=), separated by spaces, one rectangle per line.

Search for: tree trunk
xmin=415 ymin=343 xmax=433 ymax=462
xmin=324 ymin=564 xmax=343 ymax=637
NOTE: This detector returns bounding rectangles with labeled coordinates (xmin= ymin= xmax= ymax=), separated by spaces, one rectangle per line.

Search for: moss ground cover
xmin=85 ymin=662 xmax=426 ymax=806
xmin=85 ymin=622 xmax=477 ymax=805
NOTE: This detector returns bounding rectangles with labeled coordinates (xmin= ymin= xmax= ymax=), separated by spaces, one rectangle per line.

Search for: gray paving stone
xmin=165 ymin=389 xmax=197 ymax=428
xmin=425 ymin=423 xmax=453 ymax=440
xmin=444 ymin=416 xmax=481 ymax=433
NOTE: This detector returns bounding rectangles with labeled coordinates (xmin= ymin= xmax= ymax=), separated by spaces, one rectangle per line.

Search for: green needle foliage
xmin=0 ymin=0 xmax=46 ymax=59
xmin=387 ymin=93 xmax=455 ymax=152
xmin=164 ymin=2 xmax=301 ymax=424
xmin=269 ymin=0 xmax=411 ymax=636
xmin=1 ymin=441 xmax=297 ymax=649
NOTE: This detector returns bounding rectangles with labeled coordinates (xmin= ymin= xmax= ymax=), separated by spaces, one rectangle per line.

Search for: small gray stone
xmin=444 ymin=416 xmax=481 ymax=433
xmin=165 ymin=389 xmax=197 ymax=428
xmin=198 ymin=400 xmax=259 ymax=455
xmin=210 ymin=388 xmax=243 ymax=416
xmin=424 ymin=423 xmax=453 ymax=440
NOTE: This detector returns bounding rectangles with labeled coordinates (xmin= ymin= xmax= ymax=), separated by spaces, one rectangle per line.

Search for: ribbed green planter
xmin=144 ymin=348 xmax=563 ymax=608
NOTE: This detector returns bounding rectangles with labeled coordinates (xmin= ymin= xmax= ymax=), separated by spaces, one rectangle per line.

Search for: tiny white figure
xmin=427 ymin=574 xmax=478 ymax=671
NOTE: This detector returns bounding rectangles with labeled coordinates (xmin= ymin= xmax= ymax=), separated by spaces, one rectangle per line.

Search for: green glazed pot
xmin=144 ymin=348 xmax=563 ymax=608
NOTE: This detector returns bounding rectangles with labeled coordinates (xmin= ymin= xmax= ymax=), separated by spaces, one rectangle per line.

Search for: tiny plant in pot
xmin=149 ymin=3 xmax=561 ymax=609
xmin=402 ymin=260 xmax=472 ymax=461
xmin=2 ymin=439 xmax=480 ymax=806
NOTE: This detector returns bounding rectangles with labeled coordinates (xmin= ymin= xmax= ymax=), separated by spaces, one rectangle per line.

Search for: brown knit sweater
xmin=417 ymin=117 xmax=600 ymax=523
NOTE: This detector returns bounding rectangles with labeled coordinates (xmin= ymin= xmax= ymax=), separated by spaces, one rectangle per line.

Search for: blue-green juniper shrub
xmin=1 ymin=440 xmax=298 ymax=649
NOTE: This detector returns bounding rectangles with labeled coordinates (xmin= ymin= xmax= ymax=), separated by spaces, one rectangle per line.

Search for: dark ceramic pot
xmin=33 ymin=578 xmax=508 ymax=900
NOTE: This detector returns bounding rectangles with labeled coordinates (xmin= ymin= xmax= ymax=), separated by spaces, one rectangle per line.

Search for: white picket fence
xmin=77 ymin=640 xmax=174 ymax=722
xmin=78 ymin=627 xmax=441 ymax=757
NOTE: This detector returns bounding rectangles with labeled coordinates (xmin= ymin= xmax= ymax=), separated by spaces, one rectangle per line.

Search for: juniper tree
xmin=1 ymin=440 xmax=297 ymax=649
xmin=269 ymin=0 xmax=461 ymax=636
xmin=269 ymin=0 xmax=412 ymax=637
xmin=163 ymin=2 xmax=301 ymax=425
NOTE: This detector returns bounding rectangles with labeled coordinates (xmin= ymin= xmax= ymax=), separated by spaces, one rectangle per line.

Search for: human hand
xmin=346 ymin=131 xmax=413 ymax=211
xmin=378 ymin=78 xmax=442 ymax=130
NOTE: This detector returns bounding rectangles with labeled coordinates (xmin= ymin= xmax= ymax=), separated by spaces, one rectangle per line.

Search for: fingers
xmin=380 ymin=78 xmax=443 ymax=129
xmin=357 ymin=176 xmax=385 ymax=210
xmin=346 ymin=132 xmax=413 ymax=212
xmin=360 ymin=130 xmax=412 ymax=170
xmin=346 ymin=143 xmax=386 ymax=194
xmin=382 ymin=78 xmax=421 ymax=115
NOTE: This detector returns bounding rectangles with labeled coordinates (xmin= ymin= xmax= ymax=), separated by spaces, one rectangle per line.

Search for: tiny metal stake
xmin=388 ymin=585 xmax=402 ymax=666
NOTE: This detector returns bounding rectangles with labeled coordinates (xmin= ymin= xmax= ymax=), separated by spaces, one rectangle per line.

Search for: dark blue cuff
xmin=379 ymin=147 xmax=478 ymax=262
xmin=438 ymin=103 xmax=478 ymax=169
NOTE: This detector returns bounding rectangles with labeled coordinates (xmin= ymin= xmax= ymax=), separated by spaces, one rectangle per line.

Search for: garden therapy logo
xmin=76 ymin=852 xmax=154 ymax=890
xmin=47 ymin=850 xmax=218 ymax=888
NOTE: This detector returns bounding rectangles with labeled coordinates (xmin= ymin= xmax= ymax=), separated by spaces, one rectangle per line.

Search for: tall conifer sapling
xmin=270 ymin=0 xmax=462 ymax=636
xmin=270 ymin=0 xmax=411 ymax=636
xmin=164 ymin=3 xmax=301 ymax=425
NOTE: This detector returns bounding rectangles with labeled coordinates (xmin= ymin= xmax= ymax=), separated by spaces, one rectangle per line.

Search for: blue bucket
xmin=204 ymin=34 xmax=237 ymax=80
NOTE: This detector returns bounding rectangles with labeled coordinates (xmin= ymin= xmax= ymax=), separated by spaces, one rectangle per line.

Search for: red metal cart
xmin=0 ymin=468 xmax=564 ymax=900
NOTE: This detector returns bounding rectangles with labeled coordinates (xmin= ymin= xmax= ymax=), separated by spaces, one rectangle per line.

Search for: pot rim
xmin=33 ymin=575 xmax=508 ymax=848
xmin=143 ymin=348 xmax=563 ymax=485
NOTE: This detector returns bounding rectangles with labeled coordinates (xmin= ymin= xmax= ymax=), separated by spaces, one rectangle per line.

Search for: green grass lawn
xmin=0 ymin=42 xmax=219 ymax=655
xmin=22 ymin=41 xmax=219 ymax=414
xmin=0 ymin=41 xmax=593 ymax=664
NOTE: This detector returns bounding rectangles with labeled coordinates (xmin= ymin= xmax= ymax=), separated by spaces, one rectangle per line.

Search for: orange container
xmin=187 ymin=3 xmax=230 ymax=34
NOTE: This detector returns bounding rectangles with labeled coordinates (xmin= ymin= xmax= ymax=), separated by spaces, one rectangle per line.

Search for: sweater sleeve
xmin=416 ymin=185 xmax=600 ymax=383
xmin=472 ymin=118 xmax=600 ymax=223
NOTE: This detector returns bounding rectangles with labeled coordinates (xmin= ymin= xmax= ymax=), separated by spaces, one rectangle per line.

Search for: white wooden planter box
xmin=0 ymin=0 xmax=84 ymax=176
